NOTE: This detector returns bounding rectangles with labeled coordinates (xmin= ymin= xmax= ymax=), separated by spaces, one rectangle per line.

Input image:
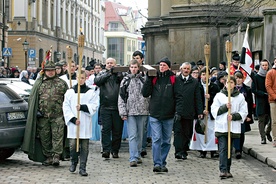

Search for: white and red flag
xmin=240 ymin=24 xmax=254 ymax=86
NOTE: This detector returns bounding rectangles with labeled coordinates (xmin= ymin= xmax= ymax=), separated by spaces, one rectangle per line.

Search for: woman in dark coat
xmin=233 ymin=71 xmax=253 ymax=159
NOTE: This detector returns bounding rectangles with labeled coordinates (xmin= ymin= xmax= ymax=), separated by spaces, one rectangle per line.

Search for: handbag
xmin=195 ymin=118 xmax=205 ymax=135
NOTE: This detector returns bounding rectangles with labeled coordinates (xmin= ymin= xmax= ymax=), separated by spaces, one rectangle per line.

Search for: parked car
xmin=0 ymin=78 xmax=33 ymax=102
xmin=0 ymin=83 xmax=28 ymax=160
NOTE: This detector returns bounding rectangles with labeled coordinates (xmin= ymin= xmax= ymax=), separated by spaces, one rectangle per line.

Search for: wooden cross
xmin=112 ymin=64 xmax=180 ymax=76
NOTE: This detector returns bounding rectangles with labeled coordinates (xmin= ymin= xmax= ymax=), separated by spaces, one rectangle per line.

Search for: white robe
xmin=189 ymin=117 xmax=218 ymax=151
xmin=190 ymin=80 xmax=218 ymax=151
xmin=63 ymin=88 xmax=99 ymax=139
xmin=86 ymin=74 xmax=95 ymax=88
xmin=60 ymin=74 xmax=77 ymax=88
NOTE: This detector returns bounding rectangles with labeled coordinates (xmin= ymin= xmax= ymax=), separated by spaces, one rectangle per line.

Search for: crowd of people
xmin=15 ymin=50 xmax=276 ymax=179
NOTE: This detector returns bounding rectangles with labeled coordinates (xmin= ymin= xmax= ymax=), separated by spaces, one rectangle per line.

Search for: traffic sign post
xmin=2 ymin=48 xmax=12 ymax=57
xmin=28 ymin=49 xmax=36 ymax=58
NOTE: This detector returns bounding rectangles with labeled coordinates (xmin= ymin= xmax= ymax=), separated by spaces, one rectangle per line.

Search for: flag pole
xmin=76 ymin=33 xmax=85 ymax=152
xmin=204 ymin=44 xmax=210 ymax=143
xmin=225 ymin=40 xmax=232 ymax=159
xmin=66 ymin=46 xmax=73 ymax=88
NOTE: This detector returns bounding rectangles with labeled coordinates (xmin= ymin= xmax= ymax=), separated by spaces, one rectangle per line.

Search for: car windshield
xmin=0 ymin=91 xmax=12 ymax=103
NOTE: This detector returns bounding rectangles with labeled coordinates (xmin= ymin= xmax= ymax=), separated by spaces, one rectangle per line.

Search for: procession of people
xmin=18 ymin=45 xmax=276 ymax=180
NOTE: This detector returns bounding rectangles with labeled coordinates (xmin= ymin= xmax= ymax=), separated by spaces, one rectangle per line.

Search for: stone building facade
xmin=142 ymin=0 xmax=276 ymax=67
xmin=3 ymin=0 xmax=105 ymax=69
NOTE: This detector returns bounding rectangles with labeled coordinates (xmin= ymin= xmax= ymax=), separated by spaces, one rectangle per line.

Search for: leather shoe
xmin=161 ymin=166 xmax=168 ymax=172
xmin=102 ymin=152 xmax=110 ymax=158
xmin=112 ymin=152 xmax=119 ymax=158
xmin=69 ymin=164 xmax=77 ymax=172
xmin=219 ymin=172 xmax=227 ymax=179
xmin=137 ymin=158 xmax=142 ymax=164
xmin=235 ymin=152 xmax=241 ymax=159
xmin=211 ymin=152 xmax=219 ymax=158
xmin=199 ymin=152 xmax=206 ymax=158
xmin=141 ymin=150 xmax=147 ymax=157
xmin=261 ymin=139 xmax=266 ymax=144
xmin=79 ymin=170 xmax=88 ymax=176
xmin=153 ymin=166 xmax=162 ymax=172
xmin=226 ymin=172 xmax=233 ymax=178
xmin=130 ymin=161 xmax=137 ymax=167
xmin=266 ymin=134 xmax=272 ymax=142
xmin=175 ymin=153 xmax=187 ymax=160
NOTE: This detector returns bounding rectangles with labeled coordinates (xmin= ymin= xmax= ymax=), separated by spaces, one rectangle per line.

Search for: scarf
xmin=257 ymin=66 xmax=268 ymax=77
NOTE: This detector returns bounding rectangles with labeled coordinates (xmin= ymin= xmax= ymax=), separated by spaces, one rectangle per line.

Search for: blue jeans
xmin=149 ymin=116 xmax=174 ymax=167
xmin=218 ymin=136 xmax=233 ymax=173
xmin=127 ymin=115 xmax=147 ymax=162
xmin=142 ymin=116 xmax=150 ymax=152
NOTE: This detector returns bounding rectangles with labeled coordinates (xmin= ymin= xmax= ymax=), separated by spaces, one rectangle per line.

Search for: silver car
xmin=0 ymin=83 xmax=28 ymax=160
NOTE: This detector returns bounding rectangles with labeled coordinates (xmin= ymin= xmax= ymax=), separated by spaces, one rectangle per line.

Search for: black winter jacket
xmin=252 ymin=74 xmax=270 ymax=116
xmin=94 ymin=69 xmax=123 ymax=110
xmin=175 ymin=75 xmax=203 ymax=119
xmin=142 ymin=70 xmax=175 ymax=120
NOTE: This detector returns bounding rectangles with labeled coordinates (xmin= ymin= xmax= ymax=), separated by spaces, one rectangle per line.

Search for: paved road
xmin=1 ymin=138 xmax=276 ymax=184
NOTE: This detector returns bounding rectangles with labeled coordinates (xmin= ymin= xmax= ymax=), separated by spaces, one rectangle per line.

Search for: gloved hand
xmin=116 ymin=72 xmax=124 ymax=83
xmin=174 ymin=113 xmax=181 ymax=123
xmin=110 ymin=67 xmax=114 ymax=74
xmin=146 ymin=71 xmax=154 ymax=80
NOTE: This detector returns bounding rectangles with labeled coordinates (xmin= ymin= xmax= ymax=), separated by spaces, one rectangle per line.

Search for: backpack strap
xmin=152 ymin=75 xmax=176 ymax=85
xmin=170 ymin=75 xmax=176 ymax=85
xmin=152 ymin=77 xmax=158 ymax=85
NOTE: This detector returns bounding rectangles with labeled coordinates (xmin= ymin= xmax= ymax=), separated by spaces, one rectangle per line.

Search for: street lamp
xmin=56 ymin=52 xmax=61 ymax=62
xmin=22 ymin=39 xmax=29 ymax=70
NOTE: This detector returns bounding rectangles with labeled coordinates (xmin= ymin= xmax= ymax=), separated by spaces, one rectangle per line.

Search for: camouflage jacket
xmin=38 ymin=76 xmax=68 ymax=118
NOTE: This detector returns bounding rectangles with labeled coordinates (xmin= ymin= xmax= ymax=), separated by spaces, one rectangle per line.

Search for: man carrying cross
xmin=142 ymin=57 xmax=175 ymax=173
xmin=94 ymin=58 xmax=124 ymax=159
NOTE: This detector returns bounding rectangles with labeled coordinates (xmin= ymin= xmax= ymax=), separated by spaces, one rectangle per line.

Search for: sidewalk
xmin=243 ymin=120 xmax=276 ymax=169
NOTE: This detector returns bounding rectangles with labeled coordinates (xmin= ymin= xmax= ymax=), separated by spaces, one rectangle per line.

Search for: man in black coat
xmin=173 ymin=62 xmax=203 ymax=160
xmin=94 ymin=58 xmax=124 ymax=159
xmin=252 ymin=59 xmax=272 ymax=144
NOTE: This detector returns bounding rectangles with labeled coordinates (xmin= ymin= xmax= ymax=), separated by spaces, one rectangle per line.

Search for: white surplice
xmin=189 ymin=116 xmax=218 ymax=151
xmin=63 ymin=87 xmax=99 ymax=139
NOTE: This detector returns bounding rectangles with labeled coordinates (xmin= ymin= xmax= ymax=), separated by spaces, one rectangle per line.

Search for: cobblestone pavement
xmin=1 ymin=139 xmax=276 ymax=184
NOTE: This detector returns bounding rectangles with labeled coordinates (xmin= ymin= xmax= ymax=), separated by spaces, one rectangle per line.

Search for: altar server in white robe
xmin=63 ymin=70 xmax=99 ymax=176
xmin=190 ymin=67 xmax=220 ymax=158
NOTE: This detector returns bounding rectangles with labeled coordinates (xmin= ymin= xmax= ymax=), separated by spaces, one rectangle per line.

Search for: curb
xmin=243 ymin=146 xmax=276 ymax=169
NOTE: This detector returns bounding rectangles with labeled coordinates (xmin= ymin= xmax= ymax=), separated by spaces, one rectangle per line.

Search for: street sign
xmin=141 ymin=42 xmax=146 ymax=56
xmin=2 ymin=48 xmax=12 ymax=56
xmin=28 ymin=49 xmax=36 ymax=58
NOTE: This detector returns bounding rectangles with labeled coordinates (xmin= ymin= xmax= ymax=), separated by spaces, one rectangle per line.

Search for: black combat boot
xmin=52 ymin=154 xmax=60 ymax=166
xmin=42 ymin=157 xmax=53 ymax=166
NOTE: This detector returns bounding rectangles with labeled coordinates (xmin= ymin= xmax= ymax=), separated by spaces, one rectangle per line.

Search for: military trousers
xmin=37 ymin=116 xmax=64 ymax=157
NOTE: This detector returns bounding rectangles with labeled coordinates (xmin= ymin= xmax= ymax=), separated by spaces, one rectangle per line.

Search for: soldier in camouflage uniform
xmin=37 ymin=59 xmax=68 ymax=166
xmin=22 ymin=56 xmax=68 ymax=167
